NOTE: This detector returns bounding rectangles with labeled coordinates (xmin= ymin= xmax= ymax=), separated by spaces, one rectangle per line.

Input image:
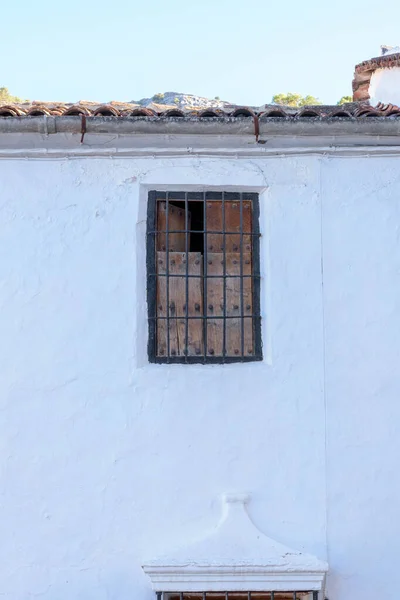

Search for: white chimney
xmin=353 ymin=47 xmax=400 ymax=106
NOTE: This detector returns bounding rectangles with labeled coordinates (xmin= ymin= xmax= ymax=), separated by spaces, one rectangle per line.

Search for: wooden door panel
xmin=206 ymin=253 xmax=253 ymax=356
xmin=206 ymin=200 xmax=252 ymax=254
xmin=156 ymin=202 xmax=191 ymax=252
xmin=156 ymin=251 xmax=203 ymax=356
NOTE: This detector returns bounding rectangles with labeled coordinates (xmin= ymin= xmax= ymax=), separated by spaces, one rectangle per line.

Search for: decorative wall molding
xmin=2 ymin=144 xmax=400 ymax=159
xmin=142 ymin=494 xmax=328 ymax=593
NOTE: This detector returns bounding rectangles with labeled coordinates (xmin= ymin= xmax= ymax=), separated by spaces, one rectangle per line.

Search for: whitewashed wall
xmin=0 ymin=152 xmax=399 ymax=600
xmin=369 ymin=66 xmax=400 ymax=106
xmin=322 ymin=157 xmax=400 ymax=599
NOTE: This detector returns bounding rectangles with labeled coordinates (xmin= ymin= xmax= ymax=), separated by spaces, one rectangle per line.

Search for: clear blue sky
xmin=2 ymin=0 xmax=400 ymax=106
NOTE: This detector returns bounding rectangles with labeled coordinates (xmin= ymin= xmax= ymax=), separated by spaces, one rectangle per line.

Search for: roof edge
xmin=1 ymin=115 xmax=400 ymax=138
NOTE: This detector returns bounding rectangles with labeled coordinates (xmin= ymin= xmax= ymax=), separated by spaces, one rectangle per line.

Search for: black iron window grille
xmin=146 ymin=191 xmax=262 ymax=364
xmin=156 ymin=592 xmax=320 ymax=600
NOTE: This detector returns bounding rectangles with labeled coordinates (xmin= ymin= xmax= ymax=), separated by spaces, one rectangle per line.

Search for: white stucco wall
xmin=322 ymin=157 xmax=400 ymax=599
xmin=0 ymin=149 xmax=399 ymax=599
xmin=369 ymin=66 xmax=400 ymax=106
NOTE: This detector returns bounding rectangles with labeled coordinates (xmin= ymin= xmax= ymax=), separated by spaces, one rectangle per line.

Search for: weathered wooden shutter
xmin=205 ymin=200 xmax=252 ymax=253
xmin=156 ymin=252 xmax=203 ymax=357
xmin=156 ymin=201 xmax=191 ymax=252
xmin=205 ymin=200 xmax=253 ymax=356
xmin=206 ymin=253 xmax=253 ymax=356
xmin=156 ymin=202 xmax=203 ymax=357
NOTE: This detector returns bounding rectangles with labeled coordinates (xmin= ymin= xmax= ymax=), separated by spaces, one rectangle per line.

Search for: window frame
xmin=146 ymin=190 xmax=262 ymax=364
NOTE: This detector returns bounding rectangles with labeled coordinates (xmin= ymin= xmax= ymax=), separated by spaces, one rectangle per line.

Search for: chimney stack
xmin=353 ymin=47 xmax=400 ymax=106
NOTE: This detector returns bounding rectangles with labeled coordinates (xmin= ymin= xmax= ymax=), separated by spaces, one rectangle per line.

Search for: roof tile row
xmin=0 ymin=102 xmax=400 ymax=119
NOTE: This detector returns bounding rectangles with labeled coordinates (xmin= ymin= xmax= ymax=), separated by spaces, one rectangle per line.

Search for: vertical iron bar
xmin=203 ymin=191 xmax=208 ymax=362
xmin=240 ymin=193 xmax=244 ymax=357
xmin=222 ymin=191 xmax=227 ymax=361
xmin=247 ymin=591 xmax=251 ymax=600
xmin=185 ymin=192 xmax=189 ymax=362
xmin=146 ymin=191 xmax=157 ymax=362
xmin=252 ymin=193 xmax=261 ymax=358
xmin=293 ymin=593 xmax=297 ymax=600
xmin=271 ymin=592 xmax=275 ymax=600
xmin=156 ymin=593 xmax=162 ymax=600
xmin=312 ymin=593 xmax=318 ymax=600
xmin=166 ymin=192 xmax=170 ymax=362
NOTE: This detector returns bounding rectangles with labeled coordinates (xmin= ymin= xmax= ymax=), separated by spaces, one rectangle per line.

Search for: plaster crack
xmin=43 ymin=377 xmax=79 ymax=393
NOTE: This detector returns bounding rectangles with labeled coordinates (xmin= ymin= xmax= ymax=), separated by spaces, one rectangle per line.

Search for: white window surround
xmin=142 ymin=494 xmax=328 ymax=594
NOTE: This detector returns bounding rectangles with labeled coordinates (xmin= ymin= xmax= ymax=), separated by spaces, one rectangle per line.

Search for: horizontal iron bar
xmin=149 ymin=230 xmax=260 ymax=235
xmin=155 ymin=192 xmax=256 ymax=200
xmin=148 ymin=274 xmax=260 ymax=278
xmin=152 ymin=355 xmax=263 ymax=363
xmin=150 ymin=315 xmax=259 ymax=320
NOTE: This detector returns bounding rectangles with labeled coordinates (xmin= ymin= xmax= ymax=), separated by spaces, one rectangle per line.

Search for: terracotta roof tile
xmin=355 ymin=52 xmax=400 ymax=73
xmin=128 ymin=107 xmax=157 ymax=117
xmin=230 ymin=107 xmax=255 ymax=117
xmin=92 ymin=104 xmax=121 ymax=116
xmin=375 ymin=101 xmax=400 ymax=116
xmin=161 ymin=108 xmax=186 ymax=117
xmin=0 ymin=105 xmax=25 ymax=117
xmin=295 ymin=108 xmax=322 ymax=118
xmin=63 ymin=105 xmax=93 ymax=116
xmin=260 ymin=108 xmax=288 ymax=118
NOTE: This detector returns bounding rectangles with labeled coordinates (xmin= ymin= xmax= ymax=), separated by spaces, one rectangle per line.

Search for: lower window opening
xmin=157 ymin=592 xmax=320 ymax=600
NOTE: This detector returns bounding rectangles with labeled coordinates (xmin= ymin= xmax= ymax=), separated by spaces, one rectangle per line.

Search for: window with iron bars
xmin=156 ymin=592 xmax=319 ymax=600
xmin=146 ymin=191 xmax=262 ymax=364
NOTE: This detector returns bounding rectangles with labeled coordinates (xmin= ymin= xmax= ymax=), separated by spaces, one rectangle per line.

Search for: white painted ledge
xmin=142 ymin=494 xmax=328 ymax=592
